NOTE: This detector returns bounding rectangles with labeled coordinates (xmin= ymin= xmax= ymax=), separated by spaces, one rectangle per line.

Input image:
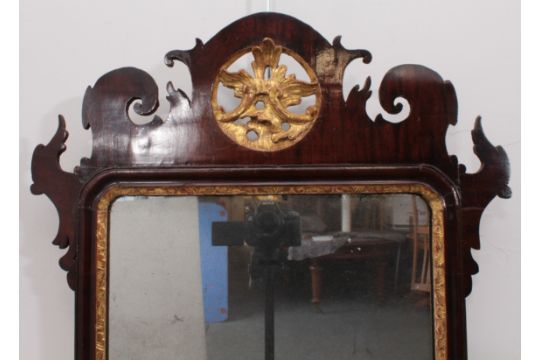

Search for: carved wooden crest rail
xmin=30 ymin=12 xmax=510 ymax=360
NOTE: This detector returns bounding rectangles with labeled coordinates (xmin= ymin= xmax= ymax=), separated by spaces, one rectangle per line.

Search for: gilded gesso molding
xmin=428 ymin=190 xmax=447 ymax=360
xmin=95 ymin=199 xmax=108 ymax=360
xmin=94 ymin=183 xmax=447 ymax=360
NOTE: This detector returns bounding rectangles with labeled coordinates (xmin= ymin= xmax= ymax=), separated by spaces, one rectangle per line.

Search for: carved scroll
xmin=31 ymin=116 xmax=81 ymax=289
xmin=460 ymin=117 xmax=511 ymax=295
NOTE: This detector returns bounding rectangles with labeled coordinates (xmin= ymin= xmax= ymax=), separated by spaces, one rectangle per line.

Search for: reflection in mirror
xmin=109 ymin=193 xmax=432 ymax=360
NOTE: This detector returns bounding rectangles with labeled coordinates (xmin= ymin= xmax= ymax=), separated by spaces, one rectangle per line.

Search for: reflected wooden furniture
xmin=410 ymin=196 xmax=431 ymax=293
xmin=307 ymin=196 xmax=406 ymax=304
xmin=309 ymin=234 xmax=404 ymax=304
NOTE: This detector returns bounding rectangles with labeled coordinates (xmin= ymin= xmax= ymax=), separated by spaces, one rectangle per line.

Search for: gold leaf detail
xmin=211 ymin=38 xmax=321 ymax=151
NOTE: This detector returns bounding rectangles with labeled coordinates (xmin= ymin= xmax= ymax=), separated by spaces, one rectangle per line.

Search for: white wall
xmin=20 ymin=1 xmax=520 ymax=359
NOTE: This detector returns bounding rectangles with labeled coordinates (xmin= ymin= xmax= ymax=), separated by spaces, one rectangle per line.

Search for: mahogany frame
xmin=30 ymin=12 xmax=511 ymax=360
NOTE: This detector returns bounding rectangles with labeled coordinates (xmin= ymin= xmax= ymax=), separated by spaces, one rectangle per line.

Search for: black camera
xmin=212 ymin=201 xmax=302 ymax=252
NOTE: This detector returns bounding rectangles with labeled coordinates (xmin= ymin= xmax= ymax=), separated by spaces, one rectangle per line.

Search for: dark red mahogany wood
xmin=30 ymin=12 xmax=510 ymax=360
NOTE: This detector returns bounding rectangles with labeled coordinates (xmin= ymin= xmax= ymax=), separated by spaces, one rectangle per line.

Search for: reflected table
xmin=288 ymin=231 xmax=407 ymax=304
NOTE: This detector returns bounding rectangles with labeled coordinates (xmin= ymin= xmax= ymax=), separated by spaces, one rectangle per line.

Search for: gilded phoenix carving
xmin=211 ymin=38 xmax=321 ymax=151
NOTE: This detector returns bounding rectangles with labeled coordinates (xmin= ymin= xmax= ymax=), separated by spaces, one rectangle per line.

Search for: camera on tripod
xmin=211 ymin=201 xmax=302 ymax=252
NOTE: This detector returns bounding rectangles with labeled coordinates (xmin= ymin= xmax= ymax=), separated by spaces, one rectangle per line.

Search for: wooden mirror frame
xmin=30 ymin=13 xmax=511 ymax=360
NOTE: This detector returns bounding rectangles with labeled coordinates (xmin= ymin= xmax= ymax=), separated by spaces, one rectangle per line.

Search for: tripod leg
xmin=265 ymin=265 xmax=275 ymax=360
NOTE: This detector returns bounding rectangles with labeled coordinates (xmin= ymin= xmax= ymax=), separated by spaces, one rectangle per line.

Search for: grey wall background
xmin=109 ymin=197 xmax=206 ymax=360
xmin=20 ymin=0 xmax=520 ymax=359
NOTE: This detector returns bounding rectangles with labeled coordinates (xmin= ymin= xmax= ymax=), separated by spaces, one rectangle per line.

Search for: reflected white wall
xmin=109 ymin=197 xmax=206 ymax=360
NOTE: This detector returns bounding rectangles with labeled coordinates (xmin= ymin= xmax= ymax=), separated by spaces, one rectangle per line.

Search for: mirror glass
xmin=109 ymin=193 xmax=433 ymax=360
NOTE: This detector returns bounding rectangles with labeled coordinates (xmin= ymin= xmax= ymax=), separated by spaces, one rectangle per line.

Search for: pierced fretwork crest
xmin=31 ymin=12 xmax=510 ymax=303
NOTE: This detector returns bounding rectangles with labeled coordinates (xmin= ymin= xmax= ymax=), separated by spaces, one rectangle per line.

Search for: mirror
xmin=30 ymin=13 xmax=512 ymax=360
xmin=108 ymin=193 xmax=433 ymax=360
